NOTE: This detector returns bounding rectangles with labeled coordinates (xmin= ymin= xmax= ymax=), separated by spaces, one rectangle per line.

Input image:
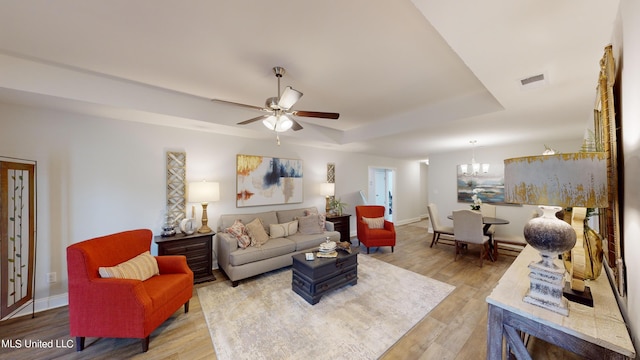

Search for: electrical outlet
xmin=47 ymin=272 xmax=56 ymax=283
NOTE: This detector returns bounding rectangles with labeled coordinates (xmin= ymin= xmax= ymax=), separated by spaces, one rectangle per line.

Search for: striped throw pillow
xmin=362 ymin=216 xmax=385 ymax=229
xmin=98 ymin=251 xmax=159 ymax=281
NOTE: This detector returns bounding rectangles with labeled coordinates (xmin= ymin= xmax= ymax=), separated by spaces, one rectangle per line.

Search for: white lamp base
xmin=523 ymin=254 xmax=569 ymax=316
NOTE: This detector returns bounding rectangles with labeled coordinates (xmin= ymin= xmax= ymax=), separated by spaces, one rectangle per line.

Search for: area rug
xmin=198 ymin=255 xmax=455 ymax=360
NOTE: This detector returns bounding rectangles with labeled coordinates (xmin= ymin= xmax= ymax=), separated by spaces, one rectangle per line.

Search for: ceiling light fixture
xmin=461 ymin=140 xmax=489 ymax=175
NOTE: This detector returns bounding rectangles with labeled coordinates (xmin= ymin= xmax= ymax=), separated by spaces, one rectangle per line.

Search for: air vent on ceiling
xmin=520 ymin=74 xmax=545 ymax=86
xmin=520 ymin=73 xmax=546 ymax=88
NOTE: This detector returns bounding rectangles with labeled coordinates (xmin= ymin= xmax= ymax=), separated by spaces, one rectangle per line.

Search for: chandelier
xmin=461 ymin=140 xmax=489 ymax=175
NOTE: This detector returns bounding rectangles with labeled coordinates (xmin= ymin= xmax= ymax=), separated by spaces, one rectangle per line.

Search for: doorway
xmin=367 ymin=167 xmax=395 ymax=221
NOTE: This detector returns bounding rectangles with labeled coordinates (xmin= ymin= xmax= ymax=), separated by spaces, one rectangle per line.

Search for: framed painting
xmin=595 ymin=45 xmax=625 ymax=296
xmin=457 ymin=163 xmax=506 ymax=204
xmin=236 ymin=154 xmax=303 ymax=207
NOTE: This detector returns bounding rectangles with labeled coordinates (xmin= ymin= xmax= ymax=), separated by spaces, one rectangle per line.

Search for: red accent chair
xmin=355 ymin=205 xmax=396 ymax=254
xmin=66 ymin=229 xmax=193 ymax=352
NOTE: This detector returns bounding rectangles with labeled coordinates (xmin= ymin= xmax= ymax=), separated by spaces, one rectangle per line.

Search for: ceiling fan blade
xmin=291 ymin=119 xmax=303 ymax=131
xmin=212 ymin=98 xmax=270 ymax=112
xmin=237 ymin=115 xmax=268 ymax=125
xmin=292 ymin=110 xmax=340 ymax=119
xmin=278 ymin=86 xmax=303 ymax=110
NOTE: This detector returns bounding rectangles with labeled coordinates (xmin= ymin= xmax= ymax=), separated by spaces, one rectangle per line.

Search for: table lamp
xmin=504 ymin=152 xmax=607 ymax=315
xmin=320 ymin=182 xmax=335 ymax=213
xmin=188 ymin=180 xmax=220 ymax=233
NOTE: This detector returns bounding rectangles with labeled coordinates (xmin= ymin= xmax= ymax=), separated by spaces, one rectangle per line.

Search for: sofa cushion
xmin=276 ymin=207 xmax=318 ymax=224
xmin=143 ymin=273 xmax=193 ymax=308
xmin=269 ymin=220 xmax=298 ymax=239
xmin=304 ymin=208 xmax=327 ymax=229
xmin=218 ymin=211 xmax=278 ymax=234
xmin=98 ymin=251 xmax=159 ymax=281
xmin=225 ymin=219 xmax=252 ymax=248
xmin=287 ymin=231 xmax=341 ymax=251
xmin=362 ymin=216 xmax=385 ymax=229
xmin=229 ymin=237 xmax=296 ymax=266
xmin=245 ymin=218 xmax=269 ymax=246
xmin=298 ymin=214 xmax=324 ymax=234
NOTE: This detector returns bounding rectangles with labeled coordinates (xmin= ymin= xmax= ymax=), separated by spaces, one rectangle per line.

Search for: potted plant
xmin=470 ymin=189 xmax=482 ymax=211
xmin=329 ymin=197 xmax=348 ymax=216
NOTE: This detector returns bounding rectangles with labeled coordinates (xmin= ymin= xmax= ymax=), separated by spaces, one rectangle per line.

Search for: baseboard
xmin=396 ymin=217 xmax=422 ymax=226
xmin=1 ymin=293 xmax=69 ymax=321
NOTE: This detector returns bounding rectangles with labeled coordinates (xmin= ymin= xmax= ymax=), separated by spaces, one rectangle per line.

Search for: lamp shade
xmin=320 ymin=182 xmax=335 ymax=197
xmin=504 ymin=152 xmax=608 ymax=208
xmin=188 ymin=181 xmax=220 ymax=203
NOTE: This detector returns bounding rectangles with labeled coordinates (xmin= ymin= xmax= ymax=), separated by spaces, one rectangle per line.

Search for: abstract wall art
xmin=236 ymin=154 xmax=303 ymax=207
xmin=456 ymin=163 xmax=506 ymax=204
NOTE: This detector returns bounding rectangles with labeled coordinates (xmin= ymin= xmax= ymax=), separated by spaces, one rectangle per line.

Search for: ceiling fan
xmin=212 ymin=66 xmax=339 ymax=134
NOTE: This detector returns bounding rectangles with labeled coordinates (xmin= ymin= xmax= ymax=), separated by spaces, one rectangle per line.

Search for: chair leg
xmin=480 ymin=244 xmax=484 ymax=267
xmin=454 ymin=241 xmax=459 ymax=261
xmin=391 ymin=246 xmax=394 ymax=253
xmin=76 ymin=337 xmax=85 ymax=352
xmin=141 ymin=336 xmax=150 ymax=352
xmin=184 ymin=300 xmax=190 ymax=313
xmin=367 ymin=247 xmax=370 ymax=254
xmin=430 ymin=232 xmax=438 ymax=247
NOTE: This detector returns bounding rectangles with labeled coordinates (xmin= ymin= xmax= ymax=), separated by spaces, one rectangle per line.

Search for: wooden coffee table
xmin=291 ymin=247 xmax=359 ymax=305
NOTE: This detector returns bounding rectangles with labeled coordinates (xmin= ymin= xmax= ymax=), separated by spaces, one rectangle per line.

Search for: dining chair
xmin=452 ymin=209 xmax=491 ymax=267
xmin=427 ymin=203 xmax=454 ymax=247
xmin=480 ymin=203 xmax=497 ymax=241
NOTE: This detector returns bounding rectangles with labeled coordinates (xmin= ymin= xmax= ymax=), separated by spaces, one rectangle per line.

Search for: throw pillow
xmin=362 ymin=216 xmax=385 ymax=229
xmin=298 ymin=214 xmax=324 ymax=235
xmin=225 ymin=219 xmax=252 ymax=249
xmin=245 ymin=218 xmax=269 ymax=246
xmin=98 ymin=251 xmax=159 ymax=281
xmin=269 ymin=220 xmax=299 ymax=238
xmin=304 ymin=208 xmax=326 ymax=229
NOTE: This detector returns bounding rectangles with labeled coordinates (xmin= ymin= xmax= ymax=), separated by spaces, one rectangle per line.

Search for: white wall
xmin=0 ymin=102 xmax=423 ymax=315
xmin=618 ymin=0 xmax=640 ymax=349
xmin=427 ymin=139 xmax=583 ymax=239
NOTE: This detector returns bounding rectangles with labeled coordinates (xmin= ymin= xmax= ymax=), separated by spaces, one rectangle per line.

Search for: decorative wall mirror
xmin=595 ymin=44 xmax=625 ymax=296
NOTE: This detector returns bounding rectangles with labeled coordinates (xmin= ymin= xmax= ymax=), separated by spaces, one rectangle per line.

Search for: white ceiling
xmin=0 ymin=0 xmax=620 ymax=159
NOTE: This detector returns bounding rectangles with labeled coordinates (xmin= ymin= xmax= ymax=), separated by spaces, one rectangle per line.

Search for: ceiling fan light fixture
xmin=278 ymin=86 xmax=303 ymax=110
xmin=275 ymin=115 xmax=293 ymax=132
xmin=262 ymin=115 xmax=277 ymax=130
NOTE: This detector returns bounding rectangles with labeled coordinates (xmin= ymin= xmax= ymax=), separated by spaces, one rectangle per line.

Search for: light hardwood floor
xmin=0 ymin=220 xmax=580 ymax=359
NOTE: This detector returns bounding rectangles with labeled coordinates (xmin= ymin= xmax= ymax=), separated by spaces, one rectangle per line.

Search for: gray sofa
xmin=216 ymin=207 xmax=340 ymax=286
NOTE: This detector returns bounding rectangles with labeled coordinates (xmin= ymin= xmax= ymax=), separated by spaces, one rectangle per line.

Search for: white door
xmin=368 ymin=167 xmax=395 ymax=221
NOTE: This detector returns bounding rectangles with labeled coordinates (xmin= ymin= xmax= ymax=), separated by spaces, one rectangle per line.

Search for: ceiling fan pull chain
xmin=276 ymin=132 xmax=281 ymax=146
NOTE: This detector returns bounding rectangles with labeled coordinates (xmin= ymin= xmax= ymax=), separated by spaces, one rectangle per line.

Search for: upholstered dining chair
xmin=427 ymin=203 xmax=454 ymax=247
xmin=355 ymin=205 xmax=396 ymax=254
xmin=452 ymin=210 xmax=491 ymax=267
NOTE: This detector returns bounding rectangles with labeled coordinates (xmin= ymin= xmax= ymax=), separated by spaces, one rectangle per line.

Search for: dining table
xmin=447 ymin=214 xmax=510 ymax=261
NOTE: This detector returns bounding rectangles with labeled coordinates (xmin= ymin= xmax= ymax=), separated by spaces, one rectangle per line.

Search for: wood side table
xmin=486 ymin=245 xmax=635 ymax=359
xmin=154 ymin=232 xmax=215 ymax=284
xmin=326 ymin=214 xmax=351 ymax=243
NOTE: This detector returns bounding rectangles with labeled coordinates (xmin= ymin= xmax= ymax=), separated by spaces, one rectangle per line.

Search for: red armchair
xmin=66 ymin=229 xmax=193 ymax=352
xmin=355 ymin=205 xmax=396 ymax=254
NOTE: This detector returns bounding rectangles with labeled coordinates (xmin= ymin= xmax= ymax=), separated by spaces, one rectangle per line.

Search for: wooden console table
xmin=486 ymin=245 xmax=635 ymax=359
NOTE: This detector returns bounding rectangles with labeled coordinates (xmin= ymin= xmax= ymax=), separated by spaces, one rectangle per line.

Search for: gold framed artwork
xmin=595 ymin=44 xmax=625 ymax=296
xmin=236 ymin=154 xmax=303 ymax=207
